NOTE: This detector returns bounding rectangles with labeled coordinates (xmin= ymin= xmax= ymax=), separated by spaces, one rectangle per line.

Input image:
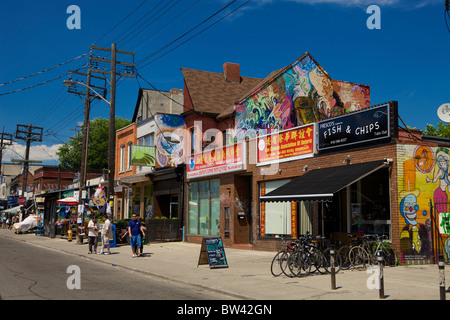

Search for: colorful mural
xmin=234 ymin=53 xmax=371 ymax=141
xmin=397 ymin=144 xmax=450 ymax=263
xmin=154 ymin=114 xmax=185 ymax=168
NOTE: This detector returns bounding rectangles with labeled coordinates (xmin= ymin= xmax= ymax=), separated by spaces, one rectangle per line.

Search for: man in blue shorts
xmin=128 ymin=214 xmax=145 ymax=257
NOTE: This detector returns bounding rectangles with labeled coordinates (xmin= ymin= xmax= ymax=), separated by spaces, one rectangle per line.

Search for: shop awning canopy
xmin=260 ymin=160 xmax=388 ymax=202
xmin=1 ymin=205 xmax=22 ymax=214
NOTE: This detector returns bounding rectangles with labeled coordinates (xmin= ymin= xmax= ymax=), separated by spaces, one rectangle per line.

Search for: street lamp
xmin=63 ymin=80 xmax=111 ymax=105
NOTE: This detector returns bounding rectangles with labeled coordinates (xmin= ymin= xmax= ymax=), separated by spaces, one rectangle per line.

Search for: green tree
xmin=57 ymin=117 xmax=131 ymax=169
xmin=422 ymin=122 xmax=450 ymax=138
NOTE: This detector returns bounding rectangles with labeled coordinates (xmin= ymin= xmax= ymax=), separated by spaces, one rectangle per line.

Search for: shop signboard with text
xmin=318 ymin=104 xmax=390 ymax=151
xmin=131 ymin=145 xmax=156 ymax=166
xmin=256 ymin=124 xmax=315 ymax=166
xmin=187 ymin=142 xmax=246 ymax=179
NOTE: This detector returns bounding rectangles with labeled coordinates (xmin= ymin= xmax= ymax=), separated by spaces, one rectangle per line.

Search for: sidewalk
xmin=0 ymin=228 xmax=448 ymax=300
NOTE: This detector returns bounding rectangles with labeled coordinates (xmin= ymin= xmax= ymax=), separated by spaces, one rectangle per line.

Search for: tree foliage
xmin=57 ymin=117 xmax=131 ymax=170
xmin=422 ymin=122 xmax=450 ymax=138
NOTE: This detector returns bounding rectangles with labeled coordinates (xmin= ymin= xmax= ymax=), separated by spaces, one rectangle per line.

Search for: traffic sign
xmin=17 ymin=197 xmax=26 ymax=205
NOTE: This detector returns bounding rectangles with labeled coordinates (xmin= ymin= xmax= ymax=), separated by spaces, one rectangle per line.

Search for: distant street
xmin=0 ymin=237 xmax=231 ymax=300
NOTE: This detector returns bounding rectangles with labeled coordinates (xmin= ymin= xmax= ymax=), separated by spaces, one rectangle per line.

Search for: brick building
xmin=180 ymin=52 xmax=450 ymax=265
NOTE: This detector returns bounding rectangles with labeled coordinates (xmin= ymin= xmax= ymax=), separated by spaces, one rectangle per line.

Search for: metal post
xmin=377 ymin=255 xmax=385 ymax=299
xmin=330 ymin=247 xmax=336 ymax=290
xmin=439 ymin=255 xmax=446 ymax=300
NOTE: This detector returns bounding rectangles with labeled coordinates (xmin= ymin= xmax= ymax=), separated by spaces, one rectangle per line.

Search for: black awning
xmin=260 ymin=160 xmax=388 ymax=202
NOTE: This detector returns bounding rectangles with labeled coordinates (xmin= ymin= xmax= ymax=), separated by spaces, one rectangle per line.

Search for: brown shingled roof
xmin=181 ymin=67 xmax=262 ymax=117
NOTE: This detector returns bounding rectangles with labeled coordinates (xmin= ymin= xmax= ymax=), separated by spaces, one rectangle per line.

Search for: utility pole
xmin=13 ymin=124 xmax=43 ymax=196
xmin=0 ymin=128 xmax=14 ymax=184
xmin=89 ymin=43 xmax=135 ymax=205
xmin=109 ymin=43 xmax=117 ymax=208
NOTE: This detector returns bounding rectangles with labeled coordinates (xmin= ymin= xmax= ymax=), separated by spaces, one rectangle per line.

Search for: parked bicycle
xmin=336 ymin=232 xmax=364 ymax=270
xmin=348 ymin=234 xmax=398 ymax=270
xmin=270 ymin=237 xmax=300 ymax=277
xmin=286 ymin=232 xmax=340 ymax=277
xmin=117 ymin=229 xmax=130 ymax=245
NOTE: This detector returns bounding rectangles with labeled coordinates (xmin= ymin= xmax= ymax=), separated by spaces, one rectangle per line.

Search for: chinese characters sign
xmin=187 ymin=143 xmax=246 ymax=179
xmin=257 ymin=124 xmax=315 ymax=166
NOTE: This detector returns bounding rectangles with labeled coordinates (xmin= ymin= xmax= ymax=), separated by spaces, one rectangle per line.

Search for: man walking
xmin=87 ymin=215 xmax=100 ymax=254
xmin=128 ymin=214 xmax=145 ymax=257
xmin=100 ymin=215 xmax=112 ymax=255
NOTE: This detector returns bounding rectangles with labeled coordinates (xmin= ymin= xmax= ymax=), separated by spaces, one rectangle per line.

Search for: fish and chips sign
xmin=256 ymin=124 xmax=316 ymax=166
xmin=318 ymin=104 xmax=391 ymax=151
xmin=187 ymin=143 xmax=246 ymax=179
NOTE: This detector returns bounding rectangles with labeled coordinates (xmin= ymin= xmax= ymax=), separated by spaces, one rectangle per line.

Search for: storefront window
xmin=210 ymin=179 xmax=220 ymax=236
xmin=188 ymin=179 xmax=220 ymax=236
xmin=144 ymin=183 xmax=153 ymax=218
xmin=199 ymin=180 xmax=209 ymax=235
xmin=260 ymin=179 xmax=297 ymax=238
xmin=350 ymin=168 xmax=390 ymax=237
xmin=188 ymin=183 xmax=198 ymax=234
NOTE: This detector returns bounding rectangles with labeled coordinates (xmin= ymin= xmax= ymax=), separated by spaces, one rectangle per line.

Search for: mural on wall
xmin=155 ymin=114 xmax=185 ymax=168
xmin=234 ymin=53 xmax=371 ymax=141
xmin=397 ymin=144 xmax=450 ymax=262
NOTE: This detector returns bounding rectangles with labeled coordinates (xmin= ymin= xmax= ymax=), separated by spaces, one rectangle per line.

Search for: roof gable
xmin=181 ymin=67 xmax=262 ymax=116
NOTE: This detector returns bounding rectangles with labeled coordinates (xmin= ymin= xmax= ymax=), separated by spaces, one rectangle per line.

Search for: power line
xmin=92 ymin=0 xmax=150 ymax=46
xmin=137 ymin=0 xmax=253 ymax=69
xmin=0 ymin=73 xmax=70 ymax=97
xmin=119 ymin=0 xmax=182 ymax=47
xmin=0 ymin=53 xmax=87 ymax=87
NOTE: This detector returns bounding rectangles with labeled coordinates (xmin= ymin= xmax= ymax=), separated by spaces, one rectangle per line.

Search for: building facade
xmin=179 ymin=53 xmax=450 ymax=265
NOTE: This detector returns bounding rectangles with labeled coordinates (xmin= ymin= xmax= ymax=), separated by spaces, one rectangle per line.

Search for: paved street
xmin=1 ymin=228 xmax=450 ymax=302
xmin=0 ymin=237 xmax=233 ymax=300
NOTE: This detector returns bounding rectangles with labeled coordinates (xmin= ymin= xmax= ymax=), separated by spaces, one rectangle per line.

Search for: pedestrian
xmin=128 ymin=214 xmax=145 ymax=257
xmin=10 ymin=215 xmax=16 ymax=230
xmin=139 ymin=222 xmax=147 ymax=256
xmin=99 ymin=214 xmax=112 ymax=255
xmin=87 ymin=215 xmax=100 ymax=254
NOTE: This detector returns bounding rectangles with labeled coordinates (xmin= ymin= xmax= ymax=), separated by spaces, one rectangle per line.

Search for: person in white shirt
xmin=99 ymin=215 xmax=112 ymax=255
xmin=87 ymin=216 xmax=100 ymax=254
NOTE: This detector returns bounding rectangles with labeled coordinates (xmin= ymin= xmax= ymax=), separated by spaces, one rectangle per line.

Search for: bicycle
xmin=287 ymin=233 xmax=332 ymax=277
xmin=270 ymin=237 xmax=300 ymax=277
xmin=337 ymin=232 xmax=364 ymax=270
xmin=349 ymin=234 xmax=398 ymax=270
xmin=117 ymin=229 xmax=130 ymax=245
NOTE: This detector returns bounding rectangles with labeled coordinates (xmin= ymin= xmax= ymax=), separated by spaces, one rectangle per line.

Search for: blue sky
xmin=0 ymin=0 xmax=449 ymax=165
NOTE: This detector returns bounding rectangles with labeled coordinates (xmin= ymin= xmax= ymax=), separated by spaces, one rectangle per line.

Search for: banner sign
xmin=187 ymin=143 xmax=246 ymax=179
xmin=318 ymin=104 xmax=390 ymax=151
xmin=257 ymin=124 xmax=315 ymax=166
xmin=131 ymin=145 xmax=155 ymax=166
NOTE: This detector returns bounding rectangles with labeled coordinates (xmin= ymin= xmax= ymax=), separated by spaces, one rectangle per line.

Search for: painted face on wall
xmin=400 ymin=194 xmax=419 ymax=226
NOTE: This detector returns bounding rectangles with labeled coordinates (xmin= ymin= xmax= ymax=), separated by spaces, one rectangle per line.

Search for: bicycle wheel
xmin=349 ymin=246 xmax=370 ymax=270
xmin=381 ymin=246 xmax=398 ymax=267
xmin=270 ymin=251 xmax=289 ymax=277
xmin=287 ymin=251 xmax=309 ymax=277
xmin=323 ymin=247 xmax=342 ymax=273
xmin=337 ymin=245 xmax=352 ymax=270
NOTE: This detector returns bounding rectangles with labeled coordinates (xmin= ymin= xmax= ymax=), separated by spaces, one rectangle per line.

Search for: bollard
xmin=330 ymin=248 xmax=336 ymax=290
xmin=439 ymin=255 xmax=446 ymax=300
xmin=377 ymin=255 xmax=385 ymax=299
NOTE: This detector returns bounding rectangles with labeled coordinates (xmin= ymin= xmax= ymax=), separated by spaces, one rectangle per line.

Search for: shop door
xmin=169 ymin=202 xmax=178 ymax=219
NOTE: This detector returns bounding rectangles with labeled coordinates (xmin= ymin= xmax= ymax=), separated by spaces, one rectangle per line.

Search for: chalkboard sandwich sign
xmin=197 ymin=237 xmax=228 ymax=269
